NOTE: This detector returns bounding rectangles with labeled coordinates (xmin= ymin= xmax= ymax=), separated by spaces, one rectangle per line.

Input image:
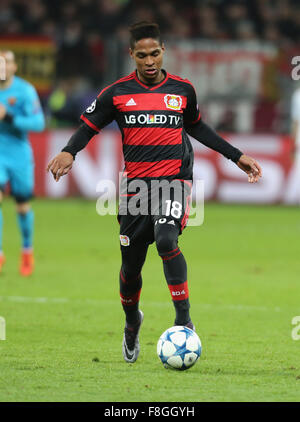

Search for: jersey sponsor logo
xmin=120 ymin=234 xmax=130 ymax=246
xmin=125 ymin=98 xmax=137 ymax=106
xmin=86 ymin=99 xmax=96 ymax=113
xmin=124 ymin=113 xmax=181 ymax=126
xmin=8 ymin=97 xmax=16 ymax=106
xmin=171 ymin=289 xmax=186 ymax=297
xmin=168 ymin=281 xmax=189 ymax=301
xmin=164 ymin=94 xmax=182 ymax=111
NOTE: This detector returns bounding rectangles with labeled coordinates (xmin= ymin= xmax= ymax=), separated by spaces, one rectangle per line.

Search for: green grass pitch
xmin=0 ymin=198 xmax=300 ymax=402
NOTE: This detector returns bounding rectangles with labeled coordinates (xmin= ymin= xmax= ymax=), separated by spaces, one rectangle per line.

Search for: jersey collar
xmin=133 ymin=69 xmax=169 ymax=91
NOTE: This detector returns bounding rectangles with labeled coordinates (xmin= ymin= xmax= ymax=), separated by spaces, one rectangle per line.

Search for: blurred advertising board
xmin=29 ymin=130 xmax=299 ymax=204
xmin=122 ymin=40 xmax=280 ymax=133
xmin=154 ymin=41 xmax=277 ymax=102
xmin=0 ymin=36 xmax=55 ymax=94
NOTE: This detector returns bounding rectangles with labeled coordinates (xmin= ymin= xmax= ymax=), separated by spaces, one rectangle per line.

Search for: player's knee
xmin=155 ymin=225 xmax=179 ymax=256
xmin=120 ymin=246 xmax=147 ymax=282
xmin=120 ymin=265 xmax=141 ymax=284
xmin=121 ymin=253 xmax=145 ymax=281
xmin=16 ymin=199 xmax=31 ymax=214
xmin=13 ymin=193 xmax=33 ymax=209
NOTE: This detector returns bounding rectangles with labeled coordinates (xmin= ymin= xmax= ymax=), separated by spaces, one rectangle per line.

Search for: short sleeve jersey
xmin=80 ymin=70 xmax=201 ymax=180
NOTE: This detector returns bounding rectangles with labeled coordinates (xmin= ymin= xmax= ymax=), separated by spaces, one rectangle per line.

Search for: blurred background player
xmin=0 ymin=50 xmax=45 ymax=275
xmin=287 ymin=83 xmax=300 ymax=203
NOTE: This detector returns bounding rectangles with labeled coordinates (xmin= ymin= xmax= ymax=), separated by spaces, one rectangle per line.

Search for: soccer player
xmin=0 ymin=50 xmax=45 ymax=276
xmin=47 ymin=22 xmax=262 ymax=363
xmin=287 ymin=84 xmax=300 ymax=203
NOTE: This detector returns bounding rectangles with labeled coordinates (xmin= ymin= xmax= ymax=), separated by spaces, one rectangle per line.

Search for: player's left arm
xmin=0 ymin=84 xmax=45 ymax=132
xmin=183 ymin=84 xmax=262 ymax=183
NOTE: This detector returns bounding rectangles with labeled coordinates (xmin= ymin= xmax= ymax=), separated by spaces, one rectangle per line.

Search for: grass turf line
xmin=0 ymin=198 xmax=299 ymax=402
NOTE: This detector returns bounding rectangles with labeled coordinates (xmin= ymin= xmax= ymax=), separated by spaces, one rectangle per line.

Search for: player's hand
xmin=236 ymin=154 xmax=262 ymax=183
xmin=0 ymin=104 xmax=7 ymax=120
xmin=47 ymin=152 xmax=74 ymax=182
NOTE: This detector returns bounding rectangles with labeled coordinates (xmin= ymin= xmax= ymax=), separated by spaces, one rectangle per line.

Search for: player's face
xmin=0 ymin=51 xmax=17 ymax=82
xmin=130 ymin=38 xmax=165 ymax=84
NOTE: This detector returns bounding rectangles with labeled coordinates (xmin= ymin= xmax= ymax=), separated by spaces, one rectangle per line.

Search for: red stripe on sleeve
xmin=190 ymin=111 xmax=201 ymax=125
xmin=80 ymin=115 xmax=101 ymax=132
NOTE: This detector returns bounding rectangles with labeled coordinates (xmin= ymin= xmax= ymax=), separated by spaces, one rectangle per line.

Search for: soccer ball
xmin=157 ymin=326 xmax=201 ymax=370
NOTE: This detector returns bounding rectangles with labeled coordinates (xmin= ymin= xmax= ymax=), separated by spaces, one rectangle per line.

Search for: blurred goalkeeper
xmin=0 ymin=51 xmax=45 ymax=276
xmin=47 ymin=22 xmax=262 ymax=363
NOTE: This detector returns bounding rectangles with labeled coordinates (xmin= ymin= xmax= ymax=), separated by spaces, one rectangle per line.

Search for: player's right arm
xmin=0 ymin=83 xmax=45 ymax=132
xmin=47 ymin=86 xmax=115 ymax=181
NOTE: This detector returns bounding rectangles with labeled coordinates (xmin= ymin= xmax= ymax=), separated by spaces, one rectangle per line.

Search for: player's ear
xmin=161 ymin=43 xmax=165 ymax=53
xmin=129 ymin=48 xmax=134 ymax=59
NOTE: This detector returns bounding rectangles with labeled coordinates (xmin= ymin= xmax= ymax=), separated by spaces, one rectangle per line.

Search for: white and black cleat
xmin=122 ymin=310 xmax=144 ymax=363
xmin=185 ymin=320 xmax=196 ymax=331
xmin=174 ymin=319 xmax=196 ymax=331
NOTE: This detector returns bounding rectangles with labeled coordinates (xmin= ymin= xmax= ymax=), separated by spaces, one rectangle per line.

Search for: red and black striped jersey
xmin=80 ymin=70 xmax=201 ymax=179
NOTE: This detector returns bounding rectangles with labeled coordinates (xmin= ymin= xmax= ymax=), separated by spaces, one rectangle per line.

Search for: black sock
xmin=119 ymin=268 xmax=142 ymax=325
xmin=159 ymin=247 xmax=191 ymax=325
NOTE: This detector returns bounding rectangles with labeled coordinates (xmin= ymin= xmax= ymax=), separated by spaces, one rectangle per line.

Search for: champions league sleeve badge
xmin=86 ymin=99 xmax=96 ymax=113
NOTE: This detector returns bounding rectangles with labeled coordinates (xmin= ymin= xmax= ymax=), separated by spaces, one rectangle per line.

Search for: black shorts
xmin=117 ymin=179 xmax=192 ymax=247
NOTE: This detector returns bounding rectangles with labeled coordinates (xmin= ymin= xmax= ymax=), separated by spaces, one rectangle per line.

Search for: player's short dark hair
xmin=129 ymin=21 xmax=162 ymax=49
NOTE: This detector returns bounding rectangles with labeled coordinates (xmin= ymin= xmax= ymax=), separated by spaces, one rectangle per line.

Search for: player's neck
xmin=136 ymin=69 xmax=165 ymax=86
xmin=0 ymin=76 xmax=14 ymax=90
